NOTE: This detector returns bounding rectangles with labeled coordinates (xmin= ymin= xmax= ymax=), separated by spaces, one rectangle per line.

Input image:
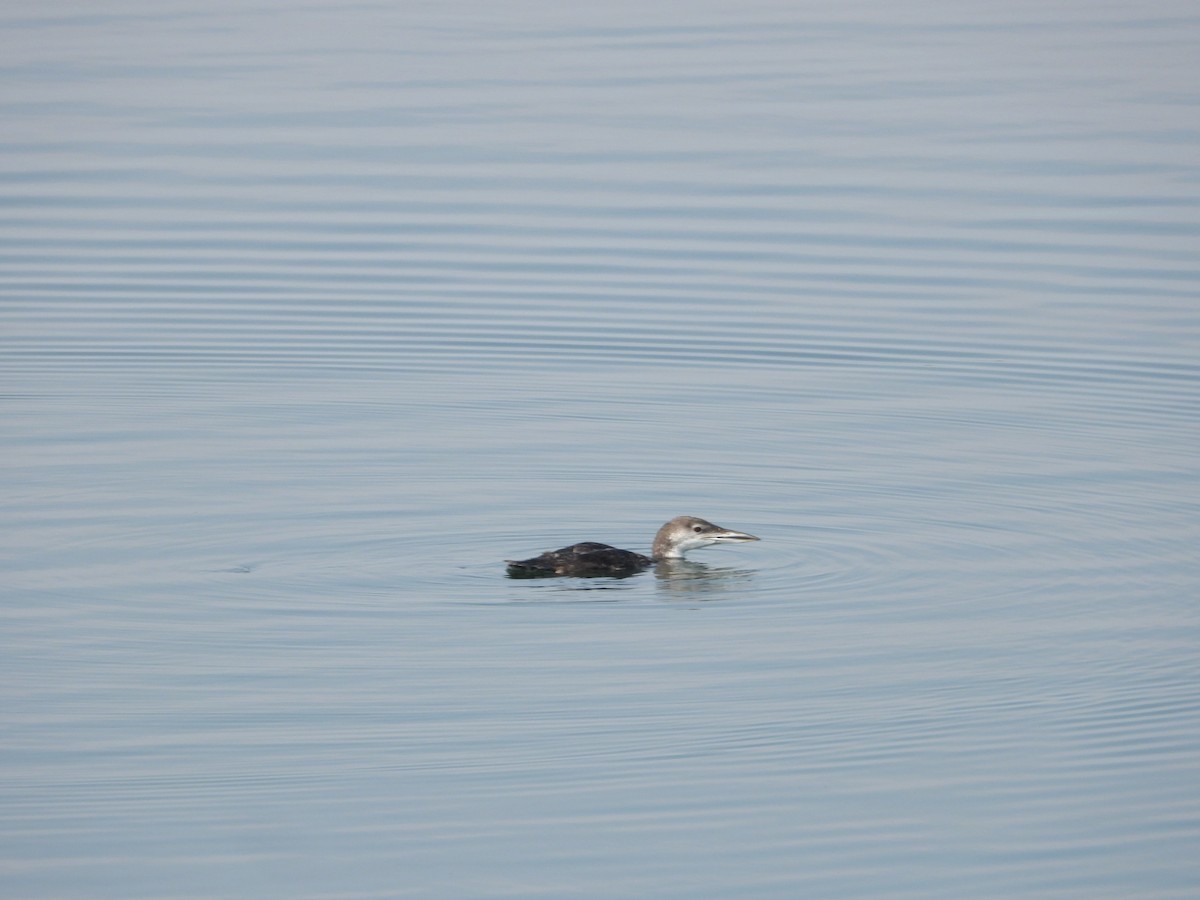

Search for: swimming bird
xmin=505 ymin=515 xmax=760 ymax=578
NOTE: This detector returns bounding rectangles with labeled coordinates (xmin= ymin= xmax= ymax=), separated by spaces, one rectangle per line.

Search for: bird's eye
xmin=693 ymin=525 xmax=704 ymax=532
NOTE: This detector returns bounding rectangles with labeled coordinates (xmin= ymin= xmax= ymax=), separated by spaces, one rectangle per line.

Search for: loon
xmin=506 ymin=515 xmax=760 ymax=578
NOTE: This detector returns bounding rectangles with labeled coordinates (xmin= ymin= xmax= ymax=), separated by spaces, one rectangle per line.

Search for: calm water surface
xmin=3 ymin=2 xmax=1199 ymax=897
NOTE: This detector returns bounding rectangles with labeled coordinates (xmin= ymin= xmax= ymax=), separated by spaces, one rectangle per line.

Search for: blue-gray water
xmin=3 ymin=2 xmax=1199 ymax=897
